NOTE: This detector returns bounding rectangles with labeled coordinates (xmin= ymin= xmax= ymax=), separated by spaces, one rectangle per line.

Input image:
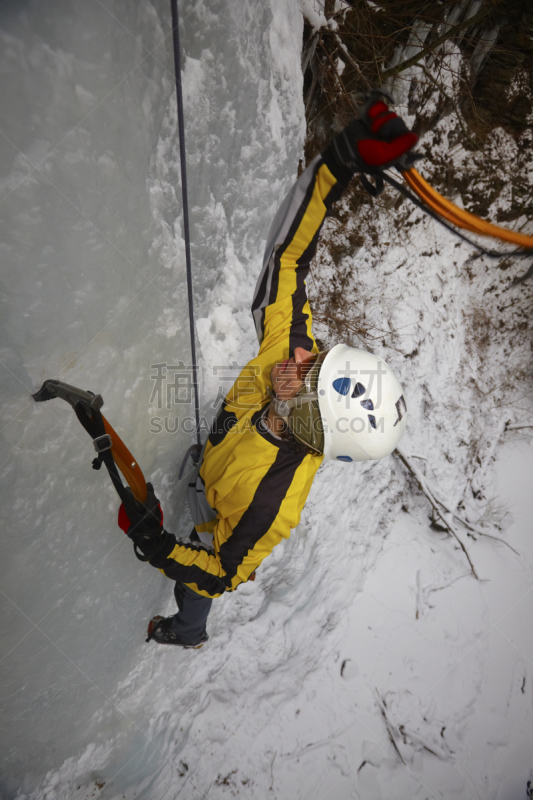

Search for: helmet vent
xmin=393 ymin=395 xmax=407 ymax=427
xmin=333 ymin=377 xmax=351 ymax=396
xmin=351 ymin=382 xmax=366 ymax=398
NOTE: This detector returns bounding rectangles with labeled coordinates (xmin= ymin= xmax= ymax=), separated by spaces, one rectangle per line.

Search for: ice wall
xmin=0 ymin=1 xmax=305 ymax=796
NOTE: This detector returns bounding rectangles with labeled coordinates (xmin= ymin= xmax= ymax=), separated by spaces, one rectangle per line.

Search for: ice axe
xmin=33 ymin=379 xmax=148 ymax=518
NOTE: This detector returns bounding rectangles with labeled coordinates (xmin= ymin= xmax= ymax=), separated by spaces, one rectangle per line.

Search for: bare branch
xmin=376 ymin=692 xmax=406 ymax=765
xmin=319 ymin=40 xmax=358 ymax=116
xmin=429 ymin=486 xmax=520 ymax=556
xmin=270 ymin=750 xmax=276 ymax=791
xmin=333 ymin=34 xmax=373 ymax=90
xmin=395 ymin=447 xmax=480 ymax=579
xmin=302 ymin=32 xmax=319 ymax=75
xmin=381 ymin=5 xmax=493 ymax=80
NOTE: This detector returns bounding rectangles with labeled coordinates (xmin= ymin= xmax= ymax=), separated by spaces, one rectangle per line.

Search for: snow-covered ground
xmin=1 ymin=1 xmax=532 ymax=799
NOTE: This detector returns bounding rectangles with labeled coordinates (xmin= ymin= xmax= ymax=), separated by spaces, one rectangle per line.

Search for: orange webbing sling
xmin=402 ymin=167 xmax=533 ymax=249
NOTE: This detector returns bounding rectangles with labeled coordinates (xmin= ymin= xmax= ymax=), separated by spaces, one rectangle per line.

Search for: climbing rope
xmin=171 ymin=0 xmax=202 ymax=468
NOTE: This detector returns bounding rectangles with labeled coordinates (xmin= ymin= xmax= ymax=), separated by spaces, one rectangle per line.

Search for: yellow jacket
xmin=150 ymin=150 xmax=352 ymax=597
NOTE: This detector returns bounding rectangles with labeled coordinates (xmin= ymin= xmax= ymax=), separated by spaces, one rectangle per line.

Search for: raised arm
xmin=251 ymin=152 xmax=354 ymax=357
xmin=251 ymin=94 xmax=419 ymax=359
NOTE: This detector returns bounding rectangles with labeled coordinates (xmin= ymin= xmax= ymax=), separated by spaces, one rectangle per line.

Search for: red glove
xmin=358 ymin=100 xmax=418 ymax=167
xmin=329 ymin=93 xmax=418 ymax=172
xmin=118 ymin=503 xmax=133 ymax=533
xmin=118 ymin=483 xmax=163 ymax=534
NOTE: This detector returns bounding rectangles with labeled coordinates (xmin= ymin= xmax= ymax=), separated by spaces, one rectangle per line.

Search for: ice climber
xmin=118 ymin=98 xmax=417 ymax=648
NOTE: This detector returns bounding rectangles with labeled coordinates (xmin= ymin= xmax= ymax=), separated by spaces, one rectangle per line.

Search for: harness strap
xmin=74 ymin=403 xmax=142 ymax=523
xmin=359 ymin=171 xmax=384 ymax=197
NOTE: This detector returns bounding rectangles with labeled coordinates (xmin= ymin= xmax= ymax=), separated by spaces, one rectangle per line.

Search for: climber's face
xmin=270 ymin=347 xmax=315 ymax=402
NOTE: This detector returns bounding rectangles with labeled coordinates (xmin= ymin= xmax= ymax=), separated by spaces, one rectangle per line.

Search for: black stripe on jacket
xmin=209 ymin=403 xmax=238 ymax=448
xmin=149 ymin=535 xmax=229 ymax=595
xmin=218 ymin=448 xmax=305 ymax=582
xmin=251 ymin=159 xmax=322 ymax=342
xmin=290 ymin=256 xmax=315 ymax=353
xmin=266 ymin=167 xmax=319 ymax=310
xmin=288 ymin=163 xmax=354 ymax=353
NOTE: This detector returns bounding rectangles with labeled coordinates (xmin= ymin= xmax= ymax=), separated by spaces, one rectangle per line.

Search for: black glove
xmin=125 ymin=483 xmax=171 ymax=562
xmin=329 ymin=89 xmax=419 ymax=173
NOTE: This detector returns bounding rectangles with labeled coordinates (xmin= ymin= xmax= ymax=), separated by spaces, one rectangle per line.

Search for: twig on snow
xmin=395 ymin=447 xmax=480 ymax=579
xmin=466 ymin=529 xmax=519 ymax=556
xmin=269 ymin=750 xmax=276 ymax=792
xmin=429 ymin=484 xmax=519 ymax=556
xmin=280 ymin=721 xmax=354 ymax=761
xmin=422 ymin=472 xmax=520 ymax=556
xmin=416 ymin=569 xmax=472 ymax=619
xmin=375 ymin=692 xmax=406 ymax=766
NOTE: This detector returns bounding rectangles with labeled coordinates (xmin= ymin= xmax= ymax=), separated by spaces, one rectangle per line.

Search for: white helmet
xmin=273 ymin=344 xmax=407 ymax=462
xmin=317 ymin=344 xmax=407 ymax=462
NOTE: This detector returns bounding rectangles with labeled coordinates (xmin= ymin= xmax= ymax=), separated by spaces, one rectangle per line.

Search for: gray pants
xmin=171 ymin=582 xmax=212 ymax=645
